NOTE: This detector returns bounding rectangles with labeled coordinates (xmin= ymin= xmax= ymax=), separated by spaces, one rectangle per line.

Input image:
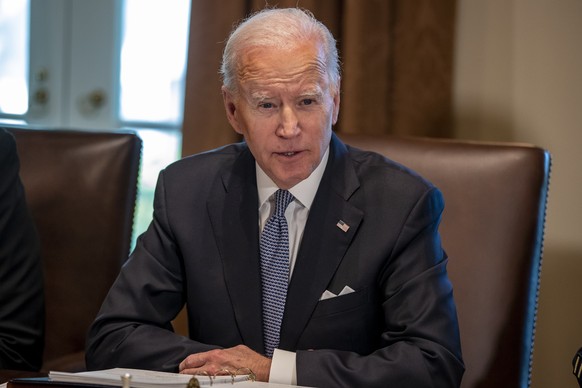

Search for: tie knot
xmin=274 ymin=189 xmax=294 ymax=217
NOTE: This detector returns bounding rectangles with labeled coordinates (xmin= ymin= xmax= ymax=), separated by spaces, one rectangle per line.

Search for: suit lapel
xmin=280 ymin=135 xmax=364 ymax=350
xmin=207 ymin=147 xmax=264 ymax=352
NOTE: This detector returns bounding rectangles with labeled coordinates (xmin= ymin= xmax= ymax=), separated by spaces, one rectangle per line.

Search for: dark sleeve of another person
xmin=0 ymin=128 xmax=45 ymax=371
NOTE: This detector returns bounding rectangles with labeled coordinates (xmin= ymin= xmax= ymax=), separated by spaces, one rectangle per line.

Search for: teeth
xmin=283 ymin=152 xmax=295 ymax=156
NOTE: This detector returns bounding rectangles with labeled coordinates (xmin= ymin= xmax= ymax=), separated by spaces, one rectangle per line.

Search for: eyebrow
xmin=260 ymin=88 xmax=323 ymax=99
xmin=249 ymin=91 xmax=272 ymax=102
xmin=247 ymin=84 xmax=325 ymax=104
xmin=299 ymin=88 xmax=324 ymax=99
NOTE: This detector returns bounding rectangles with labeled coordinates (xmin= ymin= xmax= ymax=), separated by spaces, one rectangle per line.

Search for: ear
xmin=331 ymin=80 xmax=341 ymax=125
xmin=222 ymin=86 xmax=244 ymax=135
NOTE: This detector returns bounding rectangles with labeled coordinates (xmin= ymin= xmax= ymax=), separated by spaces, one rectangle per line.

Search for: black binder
xmin=8 ymin=378 xmax=112 ymax=388
xmin=573 ymin=347 xmax=582 ymax=387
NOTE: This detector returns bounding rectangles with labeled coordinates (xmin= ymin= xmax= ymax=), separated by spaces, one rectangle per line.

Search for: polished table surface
xmin=0 ymin=371 xmax=45 ymax=384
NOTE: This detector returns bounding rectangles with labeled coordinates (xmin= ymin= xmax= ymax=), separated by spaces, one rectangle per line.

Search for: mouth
xmin=276 ymin=151 xmax=301 ymax=157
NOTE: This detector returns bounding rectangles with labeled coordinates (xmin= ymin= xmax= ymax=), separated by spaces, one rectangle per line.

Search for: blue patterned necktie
xmin=260 ymin=189 xmax=294 ymax=357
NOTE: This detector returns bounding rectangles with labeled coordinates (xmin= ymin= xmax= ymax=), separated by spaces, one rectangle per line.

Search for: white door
xmin=0 ymin=0 xmax=191 ymax=244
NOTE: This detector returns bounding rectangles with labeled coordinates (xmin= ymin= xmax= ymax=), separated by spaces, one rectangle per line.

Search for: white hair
xmin=220 ymin=8 xmax=340 ymax=94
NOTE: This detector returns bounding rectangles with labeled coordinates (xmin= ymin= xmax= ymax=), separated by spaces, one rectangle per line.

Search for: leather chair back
xmin=8 ymin=128 xmax=142 ymax=372
xmin=339 ymin=134 xmax=551 ymax=388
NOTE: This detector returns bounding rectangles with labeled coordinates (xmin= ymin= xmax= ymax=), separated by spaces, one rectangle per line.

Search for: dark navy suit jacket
xmin=86 ymin=133 xmax=464 ymax=387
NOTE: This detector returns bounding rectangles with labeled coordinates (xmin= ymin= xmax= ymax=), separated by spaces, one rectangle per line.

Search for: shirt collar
xmin=257 ymin=145 xmax=330 ymax=210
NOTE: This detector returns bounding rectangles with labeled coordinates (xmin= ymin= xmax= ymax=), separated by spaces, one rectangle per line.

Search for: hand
xmin=178 ymin=345 xmax=272 ymax=382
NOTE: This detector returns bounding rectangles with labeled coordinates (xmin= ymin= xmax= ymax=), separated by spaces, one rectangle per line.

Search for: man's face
xmin=222 ymin=41 xmax=340 ymax=189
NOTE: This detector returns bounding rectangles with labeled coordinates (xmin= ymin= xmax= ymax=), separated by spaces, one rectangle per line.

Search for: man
xmin=86 ymin=8 xmax=464 ymax=387
xmin=0 ymin=128 xmax=45 ymax=371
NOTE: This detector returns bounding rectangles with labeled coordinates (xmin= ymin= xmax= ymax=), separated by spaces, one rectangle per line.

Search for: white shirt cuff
xmin=268 ymin=348 xmax=297 ymax=385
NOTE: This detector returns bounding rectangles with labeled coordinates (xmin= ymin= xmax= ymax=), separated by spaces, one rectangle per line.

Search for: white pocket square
xmin=319 ymin=285 xmax=355 ymax=300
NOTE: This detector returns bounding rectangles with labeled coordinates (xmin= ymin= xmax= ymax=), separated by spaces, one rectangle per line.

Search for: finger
xmin=180 ymin=364 xmax=222 ymax=376
xmin=179 ymin=354 xmax=206 ymax=372
xmin=179 ymin=367 xmax=205 ymax=376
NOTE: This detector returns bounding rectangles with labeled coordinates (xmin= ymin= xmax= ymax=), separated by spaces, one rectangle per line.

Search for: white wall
xmin=453 ymin=1 xmax=582 ymax=387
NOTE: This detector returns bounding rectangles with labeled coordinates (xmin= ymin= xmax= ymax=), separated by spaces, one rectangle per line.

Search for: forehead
xmin=236 ymin=42 xmax=329 ymax=90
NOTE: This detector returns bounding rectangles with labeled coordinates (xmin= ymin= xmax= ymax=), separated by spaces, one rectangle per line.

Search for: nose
xmin=276 ymin=106 xmax=300 ymax=138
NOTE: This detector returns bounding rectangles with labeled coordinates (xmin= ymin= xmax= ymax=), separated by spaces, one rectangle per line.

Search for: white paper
xmin=48 ymin=368 xmax=309 ymax=388
xmin=49 ymin=368 xmax=249 ymax=388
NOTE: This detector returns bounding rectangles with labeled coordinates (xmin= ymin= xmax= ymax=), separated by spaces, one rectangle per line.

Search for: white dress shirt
xmin=256 ymin=147 xmax=329 ymax=385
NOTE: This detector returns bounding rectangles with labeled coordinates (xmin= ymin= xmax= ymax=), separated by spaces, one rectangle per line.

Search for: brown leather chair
xmin=7 ymin=128 xmax=142 ymax=372
xmin=339 ymin=133 xmax=551 ymax=388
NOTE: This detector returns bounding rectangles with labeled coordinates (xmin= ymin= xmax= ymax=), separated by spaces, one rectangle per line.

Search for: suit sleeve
xmin=296 ymin=187 xmax=464 ymax=388
xmin=85 ymin=170 xmax=219 ymax=371
xmin=0 ymin=129 xmax=45 ymax=371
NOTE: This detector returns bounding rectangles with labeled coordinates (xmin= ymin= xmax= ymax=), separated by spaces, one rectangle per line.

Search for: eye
xmin=301 ymin=98 xmax=315 ymax=106
xmin=259 ymin=102 xmax=274 ymax=109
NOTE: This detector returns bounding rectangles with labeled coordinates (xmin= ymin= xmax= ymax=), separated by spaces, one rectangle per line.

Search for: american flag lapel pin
xmin=336 ymin=220 xmax=350 ymax=232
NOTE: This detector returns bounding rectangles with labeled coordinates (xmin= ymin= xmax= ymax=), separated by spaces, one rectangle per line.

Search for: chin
xmin=272 ymin=163 xmax=313 ymax=187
